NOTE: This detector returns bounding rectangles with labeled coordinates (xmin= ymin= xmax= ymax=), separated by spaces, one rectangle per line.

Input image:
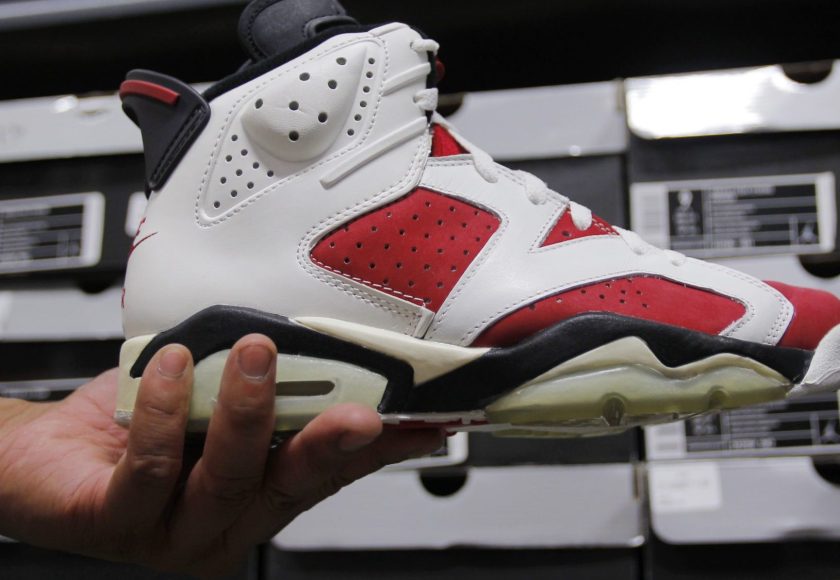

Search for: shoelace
xmin=409 ymin=40 xmax=687 ymax=266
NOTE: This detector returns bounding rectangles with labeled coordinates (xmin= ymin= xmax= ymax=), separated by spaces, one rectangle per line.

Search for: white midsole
xmin=115 ymin=317 xmax=818 ymax=434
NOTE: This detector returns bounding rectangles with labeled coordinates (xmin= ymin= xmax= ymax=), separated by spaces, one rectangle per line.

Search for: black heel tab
xmin=120 ymin=70 xmax=211 ymax=195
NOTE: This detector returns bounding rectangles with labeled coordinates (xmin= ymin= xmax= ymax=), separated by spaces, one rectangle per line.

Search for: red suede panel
xmin=473 ymin=276 xmax=747 ymax=347
xmin=765 ymin=281 xmax=840 ymax=350
xmin=541 ymin=212 xmax=616 ymax=247
xmin=431 ymin=125 xmax=467 ymax=157
xmin=311 ymin=188 xmax=500 ymax=311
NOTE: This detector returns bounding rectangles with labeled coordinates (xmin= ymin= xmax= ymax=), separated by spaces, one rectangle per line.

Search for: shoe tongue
xmin=239 ymin=0 xmax=358 ymax=61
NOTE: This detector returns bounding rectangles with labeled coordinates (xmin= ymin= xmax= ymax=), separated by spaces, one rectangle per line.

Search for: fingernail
xmin=238 ymin=344 xmax=273 ymax=381
xmin=339 ymin=431 xmax=378 ymax=452
xmin=158 ymin=347 xmax=187 ymax=379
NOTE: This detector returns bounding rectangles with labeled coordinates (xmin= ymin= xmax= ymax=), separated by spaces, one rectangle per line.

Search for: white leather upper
xmin=123 ymin=24 xmax=795 ymax=348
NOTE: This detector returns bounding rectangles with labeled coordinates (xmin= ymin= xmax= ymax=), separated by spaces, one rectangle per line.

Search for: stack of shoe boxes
xmin=269 ymin=82 xmax=645 ymax=580
xmin=627 ymin=61 xmax=840 ymax=578
xmin=0 ymin=91 xmax=140 ymax=398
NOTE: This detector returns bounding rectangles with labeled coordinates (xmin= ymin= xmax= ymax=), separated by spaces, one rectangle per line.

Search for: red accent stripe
xmin=119 ymin=80 xmax=180 ymax=106
xmin=473 ymin=276 xmax=747 ymax=347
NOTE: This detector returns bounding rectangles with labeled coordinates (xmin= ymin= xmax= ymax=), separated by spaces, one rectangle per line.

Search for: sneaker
xmin=115 ymin=0 xmax=840 ymax=436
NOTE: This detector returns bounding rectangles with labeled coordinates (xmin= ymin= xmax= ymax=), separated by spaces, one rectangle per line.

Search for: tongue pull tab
xmin=239 ymin=0 xmax=358 ymax=61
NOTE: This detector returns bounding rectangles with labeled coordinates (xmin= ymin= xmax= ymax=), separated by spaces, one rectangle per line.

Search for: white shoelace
xmin=409 ymin=40 xmax=686 ymax=265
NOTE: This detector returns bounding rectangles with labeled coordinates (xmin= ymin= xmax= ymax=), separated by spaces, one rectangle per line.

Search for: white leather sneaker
xmin=116 ymin=0 xmax=840 ymax=436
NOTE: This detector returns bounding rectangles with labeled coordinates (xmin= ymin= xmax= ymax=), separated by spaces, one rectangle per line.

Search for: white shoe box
xmin=628 ymin=61 xmax=840 ymax=545
xmin=275 ymin=464 xmax=644 ymax=550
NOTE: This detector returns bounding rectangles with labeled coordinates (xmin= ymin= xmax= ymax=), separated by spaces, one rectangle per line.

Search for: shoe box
xmin=626 ymin=61 xmax=840 ymax=577
xmin=270 ymin=81 xmax=643 ymax=580
xmin=0 ymin=89 xmax=143 ymax=400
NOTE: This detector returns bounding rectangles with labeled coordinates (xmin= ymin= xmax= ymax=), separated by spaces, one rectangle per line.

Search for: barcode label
xmin=0 ymin=192 xmax=104 ymax=274
xmin=630 ymin=173 xmax=836 ymax=258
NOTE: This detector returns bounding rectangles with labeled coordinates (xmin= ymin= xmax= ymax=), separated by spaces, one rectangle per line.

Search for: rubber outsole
xmin=115 ymin=308 xmax=838 ymax=437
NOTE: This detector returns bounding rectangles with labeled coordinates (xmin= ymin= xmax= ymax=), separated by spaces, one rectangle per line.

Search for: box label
xmin=647 ymin=392 xmax=840 ymax=459
xmin=631 ymin=173 xmax=836 ymax=258
xmin=0 ymin=192 xmax=104 ymax=274
xmin=649 ymin=462 xmax=722 ymax=514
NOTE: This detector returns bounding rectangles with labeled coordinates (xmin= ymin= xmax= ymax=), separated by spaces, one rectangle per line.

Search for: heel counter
xmin=120 ymin=70 xmax=211 ymax=194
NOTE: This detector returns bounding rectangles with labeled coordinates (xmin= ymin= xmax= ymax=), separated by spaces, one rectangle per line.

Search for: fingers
xmin=170 ymin=335 xmax=277 ymax=549
xmin=234 ymin=405 xmax=442 ymax=544
xmin=332 ymin=426 xmax=445 ymax=484
xmin=105 ymin=345 xmax=192 ymax=529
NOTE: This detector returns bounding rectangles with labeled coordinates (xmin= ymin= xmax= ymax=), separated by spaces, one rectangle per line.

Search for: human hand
xmin=0 ymin=334 xmax=443 ymax=577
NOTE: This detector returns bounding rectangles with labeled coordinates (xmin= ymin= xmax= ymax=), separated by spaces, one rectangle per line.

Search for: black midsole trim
xmin=128 ymin=306 xmax=414 ymax=412
xmin=398 ymin=313 xmax=813 ymax=413
xmin=129 ymin=307 xmax=813 ymax=416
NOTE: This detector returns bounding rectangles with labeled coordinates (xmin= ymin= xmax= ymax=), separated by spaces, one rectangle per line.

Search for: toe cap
xmin=765 ymin=281 xmax=840 ymax=350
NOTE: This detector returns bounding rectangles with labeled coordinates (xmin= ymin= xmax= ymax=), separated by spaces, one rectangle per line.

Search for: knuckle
xmin=128 ymin=452 xmax=182 ymax=486
xmin=140 ymin=399 xmax=184 ymax=423
xmin=221 ymin=400 xmax=272 ymax=433
xmin=202 ymin=471 xmax=262 ymax=507
xmin=262 ymin=483 xmax=300 ymax=516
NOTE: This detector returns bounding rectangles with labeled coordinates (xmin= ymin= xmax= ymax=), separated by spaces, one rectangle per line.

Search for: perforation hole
xmin=328 ymin=80 xmax=338 ymax=89
xmin=267 ymin=170 xmax=275 ymax=177
xmin=354 ymin=114 xmax=362 ymax=121
xmin=384 ymin=243 xmax=391 ymax=250
xmin=247 ymin=182 xmax=254 ymax=190
xmin=360 ymin=101 xmax=368 ymax=108
xmin=438 ymin=248 xmax=445 ymax=254
xmin=236 ymin=169 xmax=243 ymax=176
xmin=226 ymin=155 xmax=232 ymax=162
xmin=371 ymin=225 xmax=378 ymax=233
xmin=289 ymin=101 xmax=300 ymax=110
xmin=319 ymin=112 xmax=329 ymax=123
xmin=289 ymin=131 xmax=300 ymax=142
xmin=436 ymin=282 xmax=444 ymax=289
xmin=411 ymin=246 xmax=418 ymax=253
xmin=337 ymin=57 xmax=347 ymax=65
xmin=424 ymin=264 xmax=431 ymax=271
xmin=347 ymin=129 xmax=355 ymax=136
xmin=369 ymin=58 xmax=376 ymax=64
xmin=366 ymin=72 xmax=373 ymax=79
xmin=300 ymin=72 xmax=310 ymax=81
xmin=344 ymin=257 xmax=351 ymax=264
xmin=396 ymin=262 xmax=403 ymax=269
xmin=220 ymin=177 xmax=227 ymax=184
xmin=241 ymin=149 xmax=248 ymax=156
xmin=369 ymin=262 xmax=376 ymax=269
xmin=408 ymin=280 xmax=415 ymax=287
xmin=363 ymin=86 xmax=371 ymax=93
xmin=231 ymin=190 xmax=238 ymax=198
xmin=253 ymin=162 xmax=260 ymax=169
xmin=232 ymin=135 xmax=239 ymax=142
xmin=255 ymin=99 xmax=263 ymax=109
